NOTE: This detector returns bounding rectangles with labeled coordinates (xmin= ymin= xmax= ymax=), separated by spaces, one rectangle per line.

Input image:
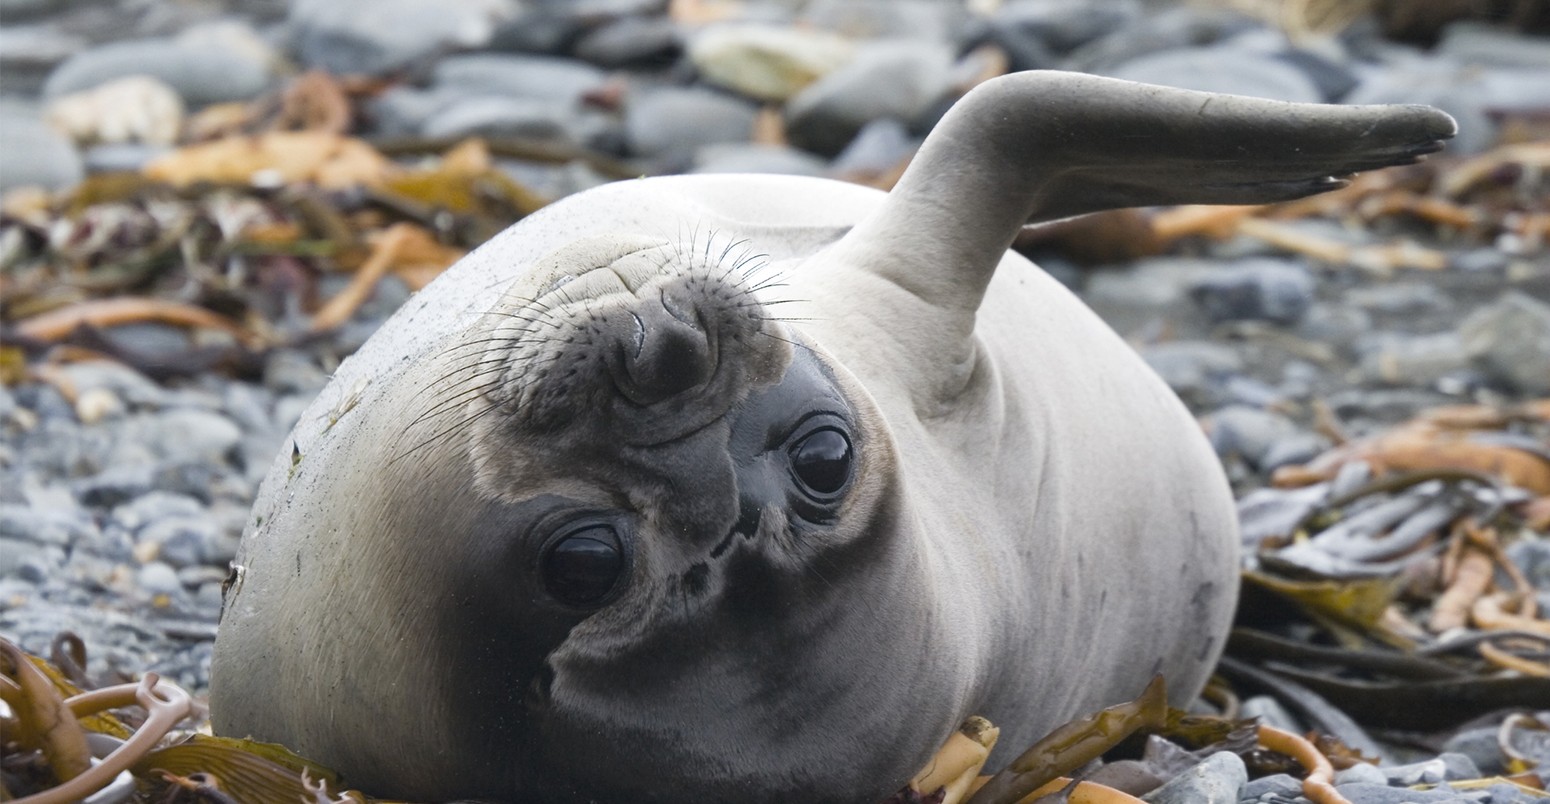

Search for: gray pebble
xmin=1382 ymin=757 xmax=1451 ymax=786
xmin=0 ymin=108 xmax=83 ymax=192
xmin=1104 ymin=45 xmax=1322 ymax=103
xmin=1359 ymin=332 xmax=1473 ymax=388
xmin=625 ymin=86 xmax=758 ymax=161
xmin=691 ymin=143 xmax=830 ymax=177
xmin=0 ymin=503 xmax=95 ymax=547
xmin=136 ymin=561 xmax=183 ymax=596
xmin=800 ymin=0 xmax=967 ymax=41
xmin=1139 ymin=341 xmax=1245 ymax=404
xmin=1141 ymin=750 xmax=1245 ymax=803
xmin=1206 ymin=405 xmax=1300 ymax=470
xmin=831 ymin=117 xmax=917 ymax=177
xmin=1240 ymin=694 xmax=1304 ymax=733
xmin=1260 ymin=432 xmax=1327 ymax=473
xmin=1188 ymin=259 xmax=1315 ymax=325
xmin=43 ymin=37 xmax=272 ymax=106
xmin=0 ymin=537 xmax=66 ymax=583
xmin=573 ymin=16 xmax=682 ymax=69
xmin=137 ymin=516 xmax=220 ymax=568
xmin=1459 ymin=291 xmax=1550 ymax=394
xmin=1442 ymin=727 xmax=1508 ymax=777
xmin=431 ymin=53 xmax=607 ymax=103
xmin=1333 ymin=763 xmax=1387 ymax=786
xmin=288 ymin=0 xmax=520 ymax=76
xmin=419 ymin=96 xmax=592 ymax=145
xmin=74 ymin=465 xmax=155 ymax=508
xmin=1241 ymin=772 xmax=1304 ymax=801
xmin=785 ymin=39 xmax=956 ymax=157
xmin=1332 ymin=782 xmax=1467 ymax=803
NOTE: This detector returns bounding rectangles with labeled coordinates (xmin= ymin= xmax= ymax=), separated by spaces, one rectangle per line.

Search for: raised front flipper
xmin=831 ymin=70 xmax=1456 ymax=322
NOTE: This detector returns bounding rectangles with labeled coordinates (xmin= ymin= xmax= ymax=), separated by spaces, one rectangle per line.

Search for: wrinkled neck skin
xmin=421 ymin=234 xmax=977 ymax=801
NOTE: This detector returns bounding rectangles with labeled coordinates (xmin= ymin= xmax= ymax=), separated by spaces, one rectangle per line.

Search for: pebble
xmin=1238 ymin=694 xmax=1304 ymax=734
xmin=691 ymin=143 xmax=830 ymax=176
xmin=624 ymin=86 xmax=759 ymax=161
xmin=0 ymin=106 xmax=84 ymax=192
xmin=1139 ymin=341 xmax=1245 ymax=404
xmin=1187 ymin=259 xmax=1315 ymax=325
xmin=1241 ymin=772 xmax=1302 ymax=800
xmin=689 ymin=24 xmax=856 ymax=102
xmin=288 ymin=0 xmax=520 ymax=76
xmin=1142 ymin=750 xmax=1245 ymax=803
xmin=431 ymin=53 xmax=608 ymax=103
xmin=573 ymin=16 xmax=683 ymax=69
xmin=136 ymin=561 xmax=183 ymax=597
xmin=1458 ymin=291 xmax=1550 ymax=394
xmin=43 ymin=75 xmax=184 ymax=146
xmin=1105 ymin=45 xmax=1323 ymax=102
xmin=42 ymin=35 xmax=273 ymax=106
xmin=1206 ymin=406 xmax=1301 ymax=471
xmin=784 ymin=39 xmax=957 ymax=157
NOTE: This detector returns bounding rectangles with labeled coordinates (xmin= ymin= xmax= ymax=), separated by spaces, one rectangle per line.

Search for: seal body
xmin=211 ymin=72 xmax=1454 ymax=802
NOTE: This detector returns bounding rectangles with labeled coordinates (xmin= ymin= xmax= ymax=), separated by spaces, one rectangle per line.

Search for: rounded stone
xmin=288 ymin=0 xmax=520 ymax=76
xmin=689 ymin=24 xmax=856 ymax=102
xmin=42 ymin=38 xmax=273 ymax=106
xmin=0 ymin=108 xmax=83 ymax=192
xmin=1105 ymin=46 xmax=1323 ymax=103
xmin=785 ymin=40 xmax=957 ymax=157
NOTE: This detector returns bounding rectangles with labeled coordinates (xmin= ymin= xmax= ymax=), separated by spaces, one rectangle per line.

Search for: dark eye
xmin=542 ymin=525 xmax=624 ymax=606
xmin=789 ymin=427 xmax=852 ymax=497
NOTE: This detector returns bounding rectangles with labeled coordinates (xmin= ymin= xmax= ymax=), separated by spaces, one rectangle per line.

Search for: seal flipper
xmin=832 ymin=70 xmax=1456 ymax=321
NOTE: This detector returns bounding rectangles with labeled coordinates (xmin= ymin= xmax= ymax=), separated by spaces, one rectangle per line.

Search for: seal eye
xmin=542 ymin=526 xmax=623 ymax=606
xmin=790 ymin=427 xmax=852 ymax=497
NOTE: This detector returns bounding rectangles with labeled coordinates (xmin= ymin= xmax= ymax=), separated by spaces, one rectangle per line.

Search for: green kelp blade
xmin=133 ymin=734 xmax=347 ymax=804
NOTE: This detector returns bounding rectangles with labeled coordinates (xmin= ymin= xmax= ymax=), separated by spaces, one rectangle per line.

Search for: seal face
xmin=210 ymin=71 xmax=1455 ymax=802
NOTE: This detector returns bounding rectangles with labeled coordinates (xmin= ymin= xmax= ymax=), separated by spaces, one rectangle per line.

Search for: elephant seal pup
xmin=211 ymin=72 xmax=1454 ymax=802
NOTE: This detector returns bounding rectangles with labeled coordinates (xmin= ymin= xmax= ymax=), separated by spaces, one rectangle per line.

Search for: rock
xmin=1344 ymin=54 xmax=1504 ymax=154
xmin=689 ymin=24 xmax=855 ymax=102
xmin=690 ymin=143 xmax=830 ymax=176
xmin=1205 ymin=406 xmax=1300 ymax=470
xmin=1347 ymin=282 xmax=1451 ymax=315
xmin=1239 ymin=694 xmax=1304 ymax=733
xmin=624 ymin=86 xmax=758 ymax=160
xmin=1442 ymin=727 xmax=1509 ymax=776
xmin=1260 ymin=432 xmax=1326 ymax=473
xmin=1438 ymin=22 xmax=1550 ymax=70
xmin=1333 ymin=762 xmax=1387 ymax=786
xmin=0 ymin=108 xmax=83 ymax=192
xmin=830 ymin=117 xmax=918 ymax=178
xmin=1187 ymin=259 xmax=1315 ymax=325
xmin=46 ymin=75 xmax=183 ymax=145
xmin=574 ymin=16 xmax=683 ymax=68
xmin=1333 ymin=782 xmax=1469 ymax=803
xmin=0 ymin=504 xmax=97 ymax=548
xmin=1295 ymin=302 xmax=1374 ymax=353
xmin=111 ymin=491 xmax=206 ymax=533
xmin=43 ymin=36 xmax=273 ymax=106
xmin=981 ymin=0 xmax=1142 ymax=61
xmin=785 ymin=39 xmax=956 ymax=157
xmin=1140 ymin=750 xmax=1245 ymax=804
xmin=1064 ymin=6 xmax=1261 ymax=74
xmin=1241 ymin=772 xmax=1303 ymax=800
xmin=138 ymin=517 xmax=222 ymax=568
xmin=1459 ymin=291 xmax=1550 ymax=394
xmin=431 ymin=54 xmax=607 ymax=103
xmin=1104 ymin=45 xmax=1323 ymax=102
xmin=1139 ymin=341 xmax=1244 ymax=405
xmin=363 ymin=85 xmax=462 ymax=137
xmin=0 ymin=538 xmax=64 ymax=583
xmin=137 ymin=561 xmax=184 ymax=596
xmin=799 ymin=0 xmax=968 ymax=41
xmin=0 ymin=23 xmax=89 ymax=97
xmin=1359 ymin=331 xmax=1473 ymax=387
xmin=418 ymin=96 xmax=599 ymax=146
xmin=139 ymin=409 xmax=243 ymax=465
xmin=74 ymin=466 xmax=155 ymax=509
xmin=83 ymin=143 xmax=174 ymax=174
xmin=288 ymin=0 xmax=520 ymax=76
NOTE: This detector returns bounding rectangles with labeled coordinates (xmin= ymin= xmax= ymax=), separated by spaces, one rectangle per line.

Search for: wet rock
xmin=785 ymin=40 xmax=956 ymax=157
xmin=1442 ymin=727 xmax=1508 ymax=776
xmin=136 ymin=561 xmax=183 ymax=596
xmin=800 ymin=0 xmax=967 ymax=41
xmin=1295 ymin=303 xmax=1374 ymax=354
xmin=1239 ymin=695 xmax=1304 ymax=733
xmin=1104 ymin=45 xmax=1322 ymax=102
xmin=47 ymin=73 xmax=184 ymax=144
xmin=1205 ymin=406 xmax=1300 ymax=471
xmin=831 ymin=117 xmax=917 ymax=177
xmin=625 ymin=86 xmax=758 ymax=160
xmin=1333 ymin=763 xmax=1387 ymax=786
xmin=0 ymin=538 xmax=65 ymax=583
xmin=574 ymin=16 xmax=683 ymax=69
xmin=43 ymin=35 xmax=273 ymax=106
xmin=1359 ymin=332 xmax=1473 ymax=388
xmin=431 ymin=53 xmax=607 ymax=103
xmin=74 ymin=466 xmax=155 ymax=509
xmin=0 ymin=107 xmax=83 ymax=192
xmin=1459 ymin=291 xmax=1550 ymax=394
xmin=419 ymin=96 xmax=593 ymax=145
xmin=1139 ymin=341 xmax=1244 ymax=405
xmin=1333 ymin=782 xmax=1468 ymax=803
xmin=690 ymin=143 xmax=830 ymax=176
xmin=1438 ymin=23 xmax=1550 ymax=70
xmin=1188 ymin=259 xmax=1314 ymax=325
xmin=137 ymin=516 xmax=222 ymax=568
xmin=689 ymin=24 xmax=855 ymax=102
xmin=0 ymin=503 xmax=97 ymax=548
xmin=1140 ymin=750 xmax=1244 ymax=804
xmin=979 ymin=0 xmax=1142 ymax=63
xmin=1241 ymin=772 xmax=1302 ymax=800
xmin=288 ymin=0 xmax=520 ymax=76
xmin=1063 ymin=6 xmax=1260 ymax=73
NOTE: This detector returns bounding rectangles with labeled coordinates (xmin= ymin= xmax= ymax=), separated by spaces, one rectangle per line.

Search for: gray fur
xmin=210 ymin=72 xmax=1454 ymax=802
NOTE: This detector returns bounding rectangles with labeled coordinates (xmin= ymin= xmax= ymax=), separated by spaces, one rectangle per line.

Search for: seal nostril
xmin=628 ymin=311 xmax=646 ymax=358
xmin=615 ymin=305 xmax=713 ymax=405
